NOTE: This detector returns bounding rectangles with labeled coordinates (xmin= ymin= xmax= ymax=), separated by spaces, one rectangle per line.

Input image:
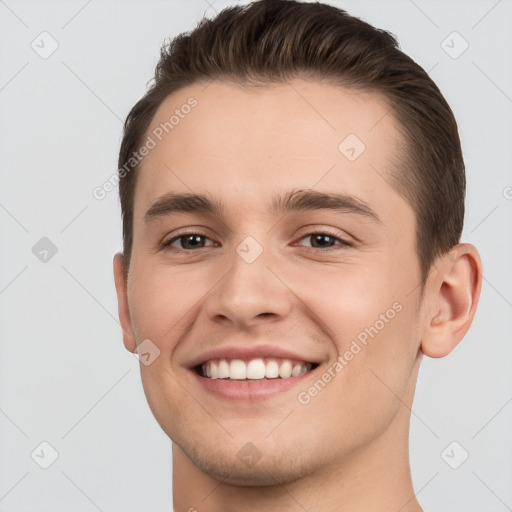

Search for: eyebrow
xmin=144 ymin=189 xmax=382 ymax=224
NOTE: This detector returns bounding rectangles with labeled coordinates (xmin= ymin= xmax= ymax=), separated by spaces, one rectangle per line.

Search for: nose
xmin=204 ymin=241 xmax=293 ymax=330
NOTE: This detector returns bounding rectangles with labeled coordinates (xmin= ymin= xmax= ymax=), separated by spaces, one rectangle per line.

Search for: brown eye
xmin=163 ymin=233 xmax=214 ymax=251
xmin=297 ymin=232 xmax=351 ymax=250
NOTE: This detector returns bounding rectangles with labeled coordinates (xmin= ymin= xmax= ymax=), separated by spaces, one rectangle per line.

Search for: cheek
xmin=293 ymin=289 xmax=420 ymax=453
xmin=290 ymin=261 xmax=420 ymax=403
xmin=287 ymin=262 xmax=399 ymax=342
xmin=127 ymin=276 xmax=166 ymax=341
xmin=127 ymin=260 xmax=212 ymax=343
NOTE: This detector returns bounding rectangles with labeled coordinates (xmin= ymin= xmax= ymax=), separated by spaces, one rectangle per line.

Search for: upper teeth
xmin=201 ymin=358 xmax=313 ymax=380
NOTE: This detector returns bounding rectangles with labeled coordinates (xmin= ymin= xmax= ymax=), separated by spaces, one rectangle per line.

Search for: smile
xmin=198 ymin=357 xmax=319 ymax=380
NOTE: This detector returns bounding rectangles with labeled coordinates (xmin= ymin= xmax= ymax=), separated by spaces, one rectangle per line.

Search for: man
xmin=113 ymin=1 xmax=482 ymax=510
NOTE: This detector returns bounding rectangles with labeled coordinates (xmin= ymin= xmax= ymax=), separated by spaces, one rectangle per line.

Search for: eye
xmin=161 ymin=229 xmax=353 ymax=253
xmin=296 ymin=231 xmax=352 ymax=250
xmin=162 ymin=232 xmax=215 ymax=251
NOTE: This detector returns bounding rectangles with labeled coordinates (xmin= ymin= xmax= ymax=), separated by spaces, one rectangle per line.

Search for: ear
xmin=421 ymin=243 xmax=483 ymax=358
xmin=113 ymin=252 xmax=136 ymax=353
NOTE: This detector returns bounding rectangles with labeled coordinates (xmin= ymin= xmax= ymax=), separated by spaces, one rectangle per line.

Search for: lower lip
xmin=190 ymin=368 xmax=317 ymax=401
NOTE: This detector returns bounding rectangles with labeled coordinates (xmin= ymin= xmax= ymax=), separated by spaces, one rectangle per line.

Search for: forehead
xmin=134 ymin=78 xmax=408 ymax=223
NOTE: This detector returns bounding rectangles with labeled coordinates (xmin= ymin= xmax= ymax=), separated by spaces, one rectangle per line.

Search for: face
xmin=117 ymin=79 xmax=428 ymax=486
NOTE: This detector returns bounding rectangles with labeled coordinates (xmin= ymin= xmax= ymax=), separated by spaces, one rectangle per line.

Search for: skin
xmin=113 ymin=79 xmax=482 ymax=512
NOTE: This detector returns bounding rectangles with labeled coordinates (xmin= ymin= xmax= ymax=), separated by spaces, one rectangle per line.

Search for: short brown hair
xmin=118 ymin=0 xmax=465 ymax=289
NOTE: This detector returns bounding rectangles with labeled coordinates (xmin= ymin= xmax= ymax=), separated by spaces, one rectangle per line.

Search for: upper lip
xmin=187 ymin=344 xmax=322 ymax=369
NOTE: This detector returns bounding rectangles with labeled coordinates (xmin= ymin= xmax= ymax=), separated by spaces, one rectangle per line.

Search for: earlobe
xmin=421 ymin=244 xmax=483 ymax=358
xmin=113 ymin=253 xmax=137 ymax=353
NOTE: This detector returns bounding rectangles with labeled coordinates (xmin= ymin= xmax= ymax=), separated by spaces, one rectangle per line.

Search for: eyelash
xmin=161 ymin=229 xmax=353 ymax=253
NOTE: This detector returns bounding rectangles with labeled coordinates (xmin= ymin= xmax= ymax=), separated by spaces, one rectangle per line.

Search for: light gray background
xmin=1 ymin=0 xmax=511 ymax=511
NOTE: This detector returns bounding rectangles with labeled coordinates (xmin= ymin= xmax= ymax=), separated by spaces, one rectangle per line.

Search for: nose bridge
xmin=207 ymin=233 xmax=292 ymax=327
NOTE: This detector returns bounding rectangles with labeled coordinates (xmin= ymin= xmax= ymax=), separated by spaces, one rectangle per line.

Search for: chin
xmin=180 ymin=441 xmax=316 ymax=487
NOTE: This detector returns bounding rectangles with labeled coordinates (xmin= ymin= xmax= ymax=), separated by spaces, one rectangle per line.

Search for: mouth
xmin=194 ymin=357 xmax=321 ymax=381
